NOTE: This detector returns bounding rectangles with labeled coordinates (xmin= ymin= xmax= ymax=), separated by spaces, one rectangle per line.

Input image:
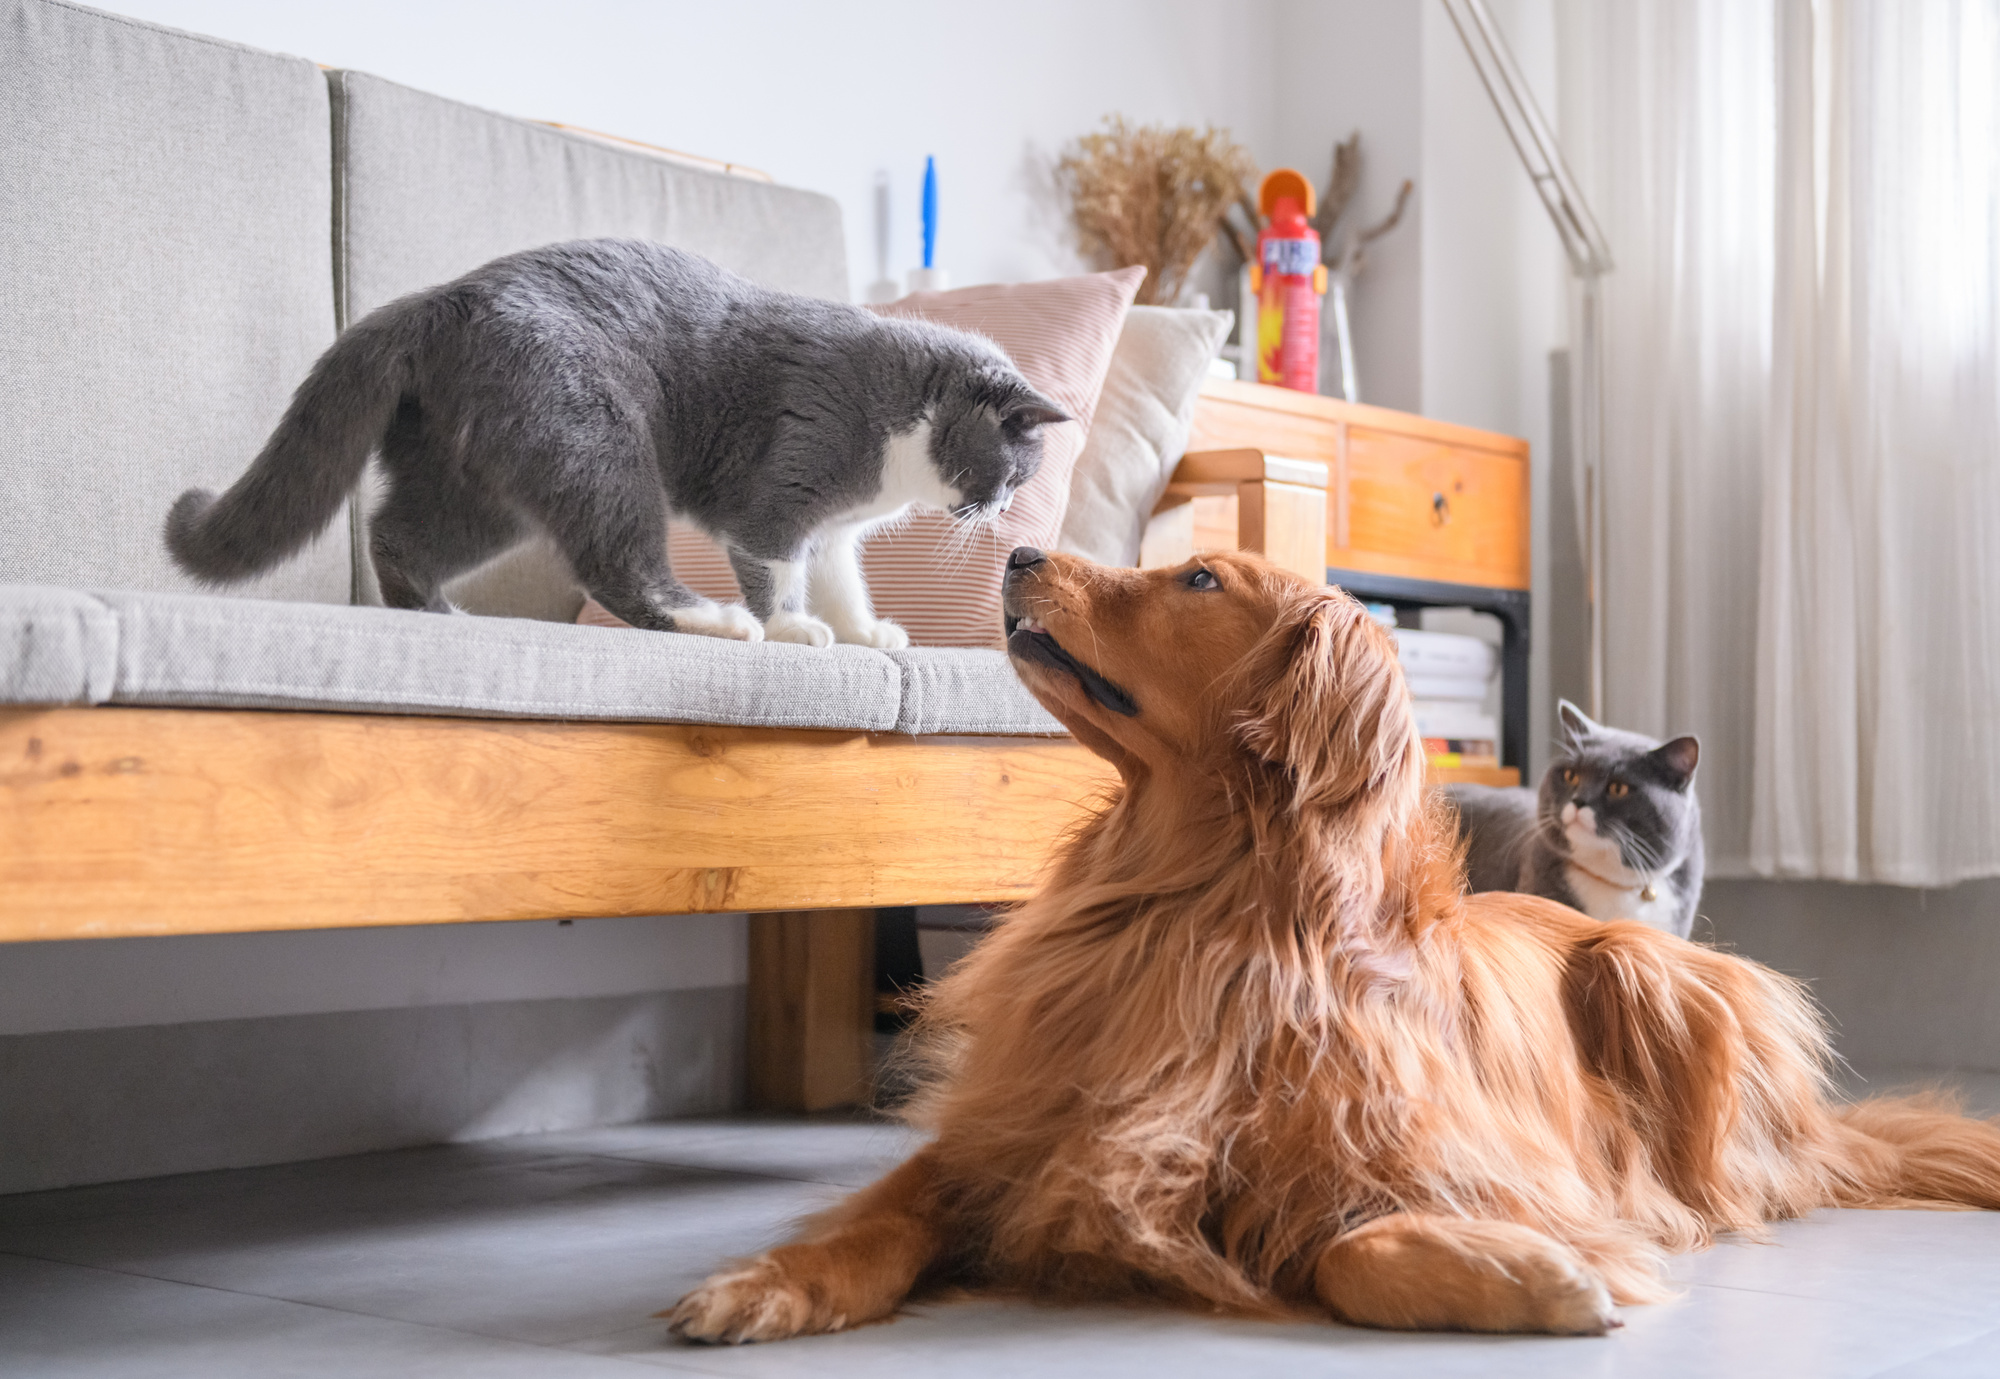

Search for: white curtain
xmin=1561 ymin=0 xmax=2000 ymax=886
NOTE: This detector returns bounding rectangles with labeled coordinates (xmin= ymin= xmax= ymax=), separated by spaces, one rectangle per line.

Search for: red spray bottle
xmin=1251 ymin=169 xmax=1327 ymax=392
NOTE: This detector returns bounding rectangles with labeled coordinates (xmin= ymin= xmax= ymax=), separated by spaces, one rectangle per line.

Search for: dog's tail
xmin=165 ymin=302 xmax=423 ymax=584
xmin=1835 ymin=1091 xmax=2000 ymax=1208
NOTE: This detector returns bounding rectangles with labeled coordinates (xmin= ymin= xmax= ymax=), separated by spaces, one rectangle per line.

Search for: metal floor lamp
xmin=1440 ymin=0 xmax=1614 ymax=718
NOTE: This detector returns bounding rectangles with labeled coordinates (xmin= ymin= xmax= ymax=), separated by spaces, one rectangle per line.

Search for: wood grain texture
xmin=1340 ymin=429 xmax=1531 ymax=590
xmin=1171 ymin=448 xmax=1328 ymax=490
xmin=1144 ymin=450 xmax=1328 ymax=584
xmin=748 ymin=909 xmax=876 ymax=1111
xmin=1189 ymin=378 xmax=1530 ymax=591
xmin=0 ymin=707 xmax=1118 ymax=943
xmin=1252 ymin=480 xmax=1331 ymax=583
xmin=1428 ymin=765 xmax=1522 ymax=788
xmin=1191 ymin=378 xmax=1530 ymax=459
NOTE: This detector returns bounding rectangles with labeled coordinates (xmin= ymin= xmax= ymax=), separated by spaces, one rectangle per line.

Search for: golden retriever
xmin=670 ymin=548 xmax=2000 ymax=1341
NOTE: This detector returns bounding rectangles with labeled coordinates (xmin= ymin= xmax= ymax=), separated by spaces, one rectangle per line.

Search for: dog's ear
xmin=1236 ymin=591 xmax=1419 ymax=809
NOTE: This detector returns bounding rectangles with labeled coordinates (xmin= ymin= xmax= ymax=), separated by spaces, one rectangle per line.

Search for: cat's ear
xmin=1557 ymin=698 xmax=1599 ymax=743
xmin=1001 ymin=393 xmax=1071 ymax=432
xmin=1650 ymin=735 xmax=1700 ymax=790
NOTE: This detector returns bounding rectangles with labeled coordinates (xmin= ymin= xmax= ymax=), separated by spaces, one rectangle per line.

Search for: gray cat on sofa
xmin=166 ymin=239 xmax=1067 ymax=647
xmin=1446 ymin=701 xmax=1704 ymax=938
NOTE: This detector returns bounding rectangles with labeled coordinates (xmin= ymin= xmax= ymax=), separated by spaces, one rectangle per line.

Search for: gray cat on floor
xmin=166 ymin=239 xmax=1067 ymax=646
xmin=1446 ymin=701 xmax=1705 ymax=938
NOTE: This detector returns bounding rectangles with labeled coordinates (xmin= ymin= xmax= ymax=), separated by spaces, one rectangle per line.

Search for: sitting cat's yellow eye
xmin=1561 ymin=768 xmax=1580 ymax=786
xmin=1608 ymin=781 xmax=1630 ymax=798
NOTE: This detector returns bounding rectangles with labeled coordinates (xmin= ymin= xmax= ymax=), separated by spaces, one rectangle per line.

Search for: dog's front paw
xmin=669 ymin=601 xmax=763 ymax=643
xmin=833 ymin=618 xmax=910 ymax=650
xmin=764 ymin=610 xmax=837 ymax=648
xmin=666 ymin=1258 xmax=830 ymax=1345
xmin=1514 ymin=1248 xmax=1619 ymax=1336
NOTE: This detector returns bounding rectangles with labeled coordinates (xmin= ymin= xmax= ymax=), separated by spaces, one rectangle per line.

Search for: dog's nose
xmin=1008 ymin=546 xmax=1046 ymax=571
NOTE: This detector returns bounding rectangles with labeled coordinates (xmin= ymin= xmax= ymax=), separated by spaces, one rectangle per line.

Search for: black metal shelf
xmin=1327 ymin=567 xmax=1530 ymax=773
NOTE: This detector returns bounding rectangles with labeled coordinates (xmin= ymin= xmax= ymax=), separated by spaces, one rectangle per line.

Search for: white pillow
xmin=1057 ymin=305 xmax=1234 ymax=566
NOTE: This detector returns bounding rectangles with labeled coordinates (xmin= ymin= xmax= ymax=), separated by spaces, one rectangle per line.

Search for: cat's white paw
xmin=671 ymin=601 xmax=763 ymax=642
xmin=764 ymin=610 xmax=836 ymax=648
xmin=832 ymin=618 xmax=910 ymax=650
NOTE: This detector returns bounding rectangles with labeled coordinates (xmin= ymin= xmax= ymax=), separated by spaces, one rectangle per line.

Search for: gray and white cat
xmin=1446 ymin=701 xmax=1705 ymax=938
xmin=166 ymin=239 xmax=1067 ymax=646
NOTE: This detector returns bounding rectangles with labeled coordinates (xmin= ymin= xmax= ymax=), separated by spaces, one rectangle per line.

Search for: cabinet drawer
xmin=1336 ymin=428 xmax=1530 ymax=590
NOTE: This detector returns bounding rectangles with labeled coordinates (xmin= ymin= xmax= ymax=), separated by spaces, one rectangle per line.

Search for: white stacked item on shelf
xmin=1392 ymin=626 xmax=1500 ymax=769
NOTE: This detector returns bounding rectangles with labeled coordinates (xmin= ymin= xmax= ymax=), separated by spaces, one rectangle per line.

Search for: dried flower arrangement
xmin=1058 ymin=117 xmax=1257 ymax=307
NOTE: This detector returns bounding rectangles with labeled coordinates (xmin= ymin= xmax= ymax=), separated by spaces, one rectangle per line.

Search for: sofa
xmin=4 ymin=0 xmax=1330 ymax=1110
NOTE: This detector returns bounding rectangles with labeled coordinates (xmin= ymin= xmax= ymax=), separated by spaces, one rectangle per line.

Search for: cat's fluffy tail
xmin=165 ymin=306 xmax=417 ymax=584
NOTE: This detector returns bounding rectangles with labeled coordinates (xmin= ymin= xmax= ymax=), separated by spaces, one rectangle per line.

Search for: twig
xmin=1359 ymin=179 xmax=1414 ymax=247
xmin=1313 ymin=132 xmax=1362 ymax=252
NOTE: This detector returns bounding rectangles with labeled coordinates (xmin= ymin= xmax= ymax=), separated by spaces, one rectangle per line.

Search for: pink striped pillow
xmin=580 ymin=267 xmax=1143 ymax=647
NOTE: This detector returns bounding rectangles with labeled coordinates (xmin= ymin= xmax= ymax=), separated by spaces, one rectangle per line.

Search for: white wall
xmin=103 ymin=0 xmax=1284 ymax=299
xmin=0 ymin=915 xmax=744 ymax=1036
xmin=1707 ymin=880 xmax=2000 ymax=1076
xmin=1271 ymin=0 xmax=1426 ymax=415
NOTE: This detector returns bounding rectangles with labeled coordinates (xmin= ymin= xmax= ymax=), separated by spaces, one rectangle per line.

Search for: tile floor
xmin=4 ymin=1072 xmax=2000 ymax=1378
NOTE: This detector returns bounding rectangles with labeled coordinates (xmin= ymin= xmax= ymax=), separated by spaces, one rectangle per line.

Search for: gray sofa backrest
xmin=329 ymin=70 xmax=850 ymax=620
xmin=0 ymin=0 xmax=850 ymax=619
xmin=0 ymin=0 xmax=350 ymax=604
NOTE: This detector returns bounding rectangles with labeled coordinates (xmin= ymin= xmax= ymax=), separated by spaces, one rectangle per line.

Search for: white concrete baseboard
xmin=0 ymin=985 xmax=743 ymax=1195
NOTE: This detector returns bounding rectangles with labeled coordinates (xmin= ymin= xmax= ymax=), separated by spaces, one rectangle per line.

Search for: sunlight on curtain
xmin=1558 ymin=0 xmax=1775 ymax=874
xmin=1754 ymin=0 xmax=2000 ymax=884
xmin=1564 ymin=0 xmax=2000 ymax=886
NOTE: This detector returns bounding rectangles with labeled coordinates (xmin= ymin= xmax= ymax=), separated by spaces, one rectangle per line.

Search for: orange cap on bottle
xmin=1258 ymin=168 xmax=1316 ymax=223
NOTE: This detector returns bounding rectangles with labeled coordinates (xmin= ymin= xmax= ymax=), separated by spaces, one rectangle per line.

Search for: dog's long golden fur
xmin=672 ymin=551 xmax=2000 ymax=1340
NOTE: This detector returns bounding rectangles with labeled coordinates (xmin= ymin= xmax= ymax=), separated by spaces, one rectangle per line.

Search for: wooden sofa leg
xmin=746 ymin=909 xmax=878 ymax=1112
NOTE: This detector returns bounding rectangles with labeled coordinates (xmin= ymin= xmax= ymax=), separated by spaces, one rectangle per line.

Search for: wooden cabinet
xmin=1187 ymin=378 xmax=1530 ymax=590
xmin=1344 ymin=427 xmax=1530 ymax=589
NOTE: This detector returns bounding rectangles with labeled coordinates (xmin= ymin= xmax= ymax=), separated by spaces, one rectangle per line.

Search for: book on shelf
xmin=1391 ymin=628 xmax=1497 ymax=682
xmin=1411 ymin=701 xmax=1498 ymax=742
xmin=1427 ymin=752 xmax=1501 ymax=770
xmin=1424 ymin=737 xmax=1496 ymax=758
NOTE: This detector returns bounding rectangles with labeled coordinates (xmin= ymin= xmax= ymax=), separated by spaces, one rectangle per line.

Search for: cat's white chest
xmin=1561 ymin=804 xmax=1678 ymax=931
xmin=1563 ymin=864 xmax=1678 ymax=931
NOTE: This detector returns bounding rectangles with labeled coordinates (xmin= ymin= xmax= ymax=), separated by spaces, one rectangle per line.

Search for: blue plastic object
xmin=921 ymin=156 xmax=937 ymax=269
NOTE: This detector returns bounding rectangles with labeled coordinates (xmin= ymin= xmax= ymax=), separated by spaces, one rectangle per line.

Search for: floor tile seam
xmin=1860 ymin=1324 xmax=2000 ymax=1379
xmin=586 ymin=1343 xmax=774 ymax=1379
xmin=1688 ymin=1277 xmax=2000 ymax=1325
xmin=571 ymin=1150 xmax=867 ymax=1189
xmin=0 ymin=1246 xmax=694 ymax=1372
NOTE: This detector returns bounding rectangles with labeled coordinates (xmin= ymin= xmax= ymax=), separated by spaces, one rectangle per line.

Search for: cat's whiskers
xmin=935 ymin=511 xmax=996 ymax=579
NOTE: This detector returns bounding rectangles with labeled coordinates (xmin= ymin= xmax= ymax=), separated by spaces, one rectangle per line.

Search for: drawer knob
xmin=1430 ymin=492 xmax=1451 ymax=526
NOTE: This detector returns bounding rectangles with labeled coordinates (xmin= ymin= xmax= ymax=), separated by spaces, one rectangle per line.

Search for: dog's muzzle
xmin=1001 ymin=551 xmax=1138 ymax=717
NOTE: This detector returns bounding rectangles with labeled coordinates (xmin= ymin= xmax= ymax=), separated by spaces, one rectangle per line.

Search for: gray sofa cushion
xmin=92 ymin=591 xmax=902 ymax=729
xmin=329 ymin=69 xmax=851 ymax=620
xmin=888 ymin=649 xmax=1064 ymax=736
xmin=0 ymin=587 xmax=1069 ymax=738
xmin=0 ymin=0 xmax=349 ymax=604
xmin=0 ymin=586 xmax=118 ymax=706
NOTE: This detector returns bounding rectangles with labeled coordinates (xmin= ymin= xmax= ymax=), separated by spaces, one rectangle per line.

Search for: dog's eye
xmin=1186 ymin=568 xmax=1220 ymax=591
xmin=1607 ymin=781 xmax=1630 ymax=798
xmin=1560 ymin=768 xmax=1581 ymax=787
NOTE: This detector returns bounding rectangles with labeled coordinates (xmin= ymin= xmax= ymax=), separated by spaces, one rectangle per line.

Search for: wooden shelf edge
xmin=1198 ymin=377 xmax=1530 ymax=459
xmin=1172 ymin=448 xmax=1329 ymax=490
xmin=1426 ymin=765 xmax=1521 ymax=788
